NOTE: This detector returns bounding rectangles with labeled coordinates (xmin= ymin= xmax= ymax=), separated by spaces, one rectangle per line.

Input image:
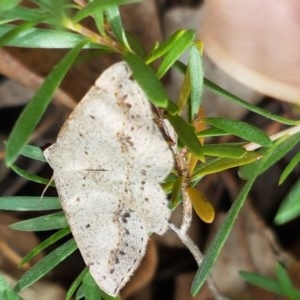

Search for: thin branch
xmin=169 ymin=223 xmax=229 ymax=300
xmin=244 ymin=124 xmax=300 ymax=151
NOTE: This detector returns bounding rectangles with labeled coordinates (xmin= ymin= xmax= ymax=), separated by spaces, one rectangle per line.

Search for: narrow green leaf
xmin=75 ymin=272 xmax=118 ymax=300
xmin=156 ymin=30 xmax=195 ymax=79
xmin=0 ymin=25 xmax=93 ymax=48
xmin=75 ymin=285 xmax=84 ymax=299
xmin=123 ymin=52 xmax=169 ymax=108
xmin=5 ymin=40 xmax=88 ymax=166
xmin=162 ymin=172 xmax=177 ymax=194
xmin=170 ymin=176 xmax=183 ymax=207
xmin=166 ymin=101 xmax=179 ymax=115
xmin=146 ymin=29 xmax=189 ymax=64
xmin=191 ymin=178 xmax=256 ymax=295
xmin=275 ymin=178 xmax=300 ymax=224
xmin=0 ymin=273 xmax=22 ymax=300
xmin=66 ymin=268 xmax=88 ymax=300
xmin=192 ymin=152 xmax=261 ymax=182
xmin=276 ymin=263 xmax=300 ymax=299
xmin=125 ymin=32 xmax=146 ymax=58
xmin=167 ymin=114 xmax=204 ymax=161
xmin=73 ymin=0 xmax=137 ymax=23
xmin=191 ymin=143 xmax=299 ymax=295
xmin=32 ymin=0 xmax=67 ymax=17
xmin=0 ymin=0 xmax=21 ymax=11
xmin=20 ymin=144 xmax=46 ymax=162
xmin=188 ymin=45 xmax=203 ymax=119
xmin=0 ymin=19 xmax=14 ymax=26
xmin=176 ymin=61 xmax=191 ymax=113
xmin=0 ymin=196 xmax=61 ymax=211
xmin=31 ymin=0 xmax=56 ymax=12
xmin=21 ymin=227 xmax=70 ymax=266
xmin=173 ymin=61 xmax=300 ymax=126
xmin=0 ymin=20 xmax=39 ymax=48
xmin=31 ymin=0 xmax=67 ymax=25
xmin=279 ymin=150 xmax=300 ymax=185
xmin=239 ymin=132 xmax=300 ymax=180
xmin=10 ymin=165 xmax=50 ymax=185
xmin=14 ymin=239 xmax=77 ymax=293
xmin=196 ymin=127 xmax=230 ymax=138
xmin=10 ymin=211 xmax=67 ymax=231
xmin=91 ymin=9 xmax=105 ymax=36
xmin=105 ymin=6 xmax=131 ymax=49
xmin=202 ymin=144 xmax=246 ymax=159
xmin=0 ymin=6 xmax=45 ymax=23
xmin=82 ymin=272 xmax=103 ymax=300
xmin=239 ymin=271 xmax=284 ymax=295
xmin=238 ymin=148 xmax=267 ymax=180
xmin=203 ymin=78 xmax=300 ymax=126
xmin=206 ymin=117 xmax=272 ymax=147
xmin=258 ymin=134 xmax=300 ymax=174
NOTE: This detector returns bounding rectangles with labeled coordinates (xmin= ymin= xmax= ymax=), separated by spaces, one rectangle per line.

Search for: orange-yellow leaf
xmin=188 ymin=154 xmax=199 ymax=176
xmin=188 ymin=107 xmax=207 ymax=175
xmin=194 ymin=40 xmax=204 ymax=54
xmin=178 ymin=69 xmax=191 ymax=113
xmin=187 ymin=187 xmax=215 ymax=223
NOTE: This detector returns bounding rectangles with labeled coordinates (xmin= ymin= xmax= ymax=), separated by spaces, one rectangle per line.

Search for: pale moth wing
xmin=43 ymin=62 xmax=174 ymax=296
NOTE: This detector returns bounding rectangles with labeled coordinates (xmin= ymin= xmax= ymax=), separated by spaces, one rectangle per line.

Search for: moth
xmin=44 ymin=62 xmax=174 ymax=296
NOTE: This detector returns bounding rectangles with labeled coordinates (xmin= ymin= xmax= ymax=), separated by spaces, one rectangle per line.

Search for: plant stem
xmin=244 ymin=124 xmax=300 ymax=151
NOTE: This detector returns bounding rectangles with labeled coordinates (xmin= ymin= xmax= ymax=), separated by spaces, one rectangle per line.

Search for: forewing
xmin=52 ymin=170 xmax=148 ymax=296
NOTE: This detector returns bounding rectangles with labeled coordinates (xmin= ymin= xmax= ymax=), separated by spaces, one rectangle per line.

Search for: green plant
xmin=1 ymin=1 xmax=300 ymax=299
xmin=240 ymin=263 xmax=300 ymax=300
